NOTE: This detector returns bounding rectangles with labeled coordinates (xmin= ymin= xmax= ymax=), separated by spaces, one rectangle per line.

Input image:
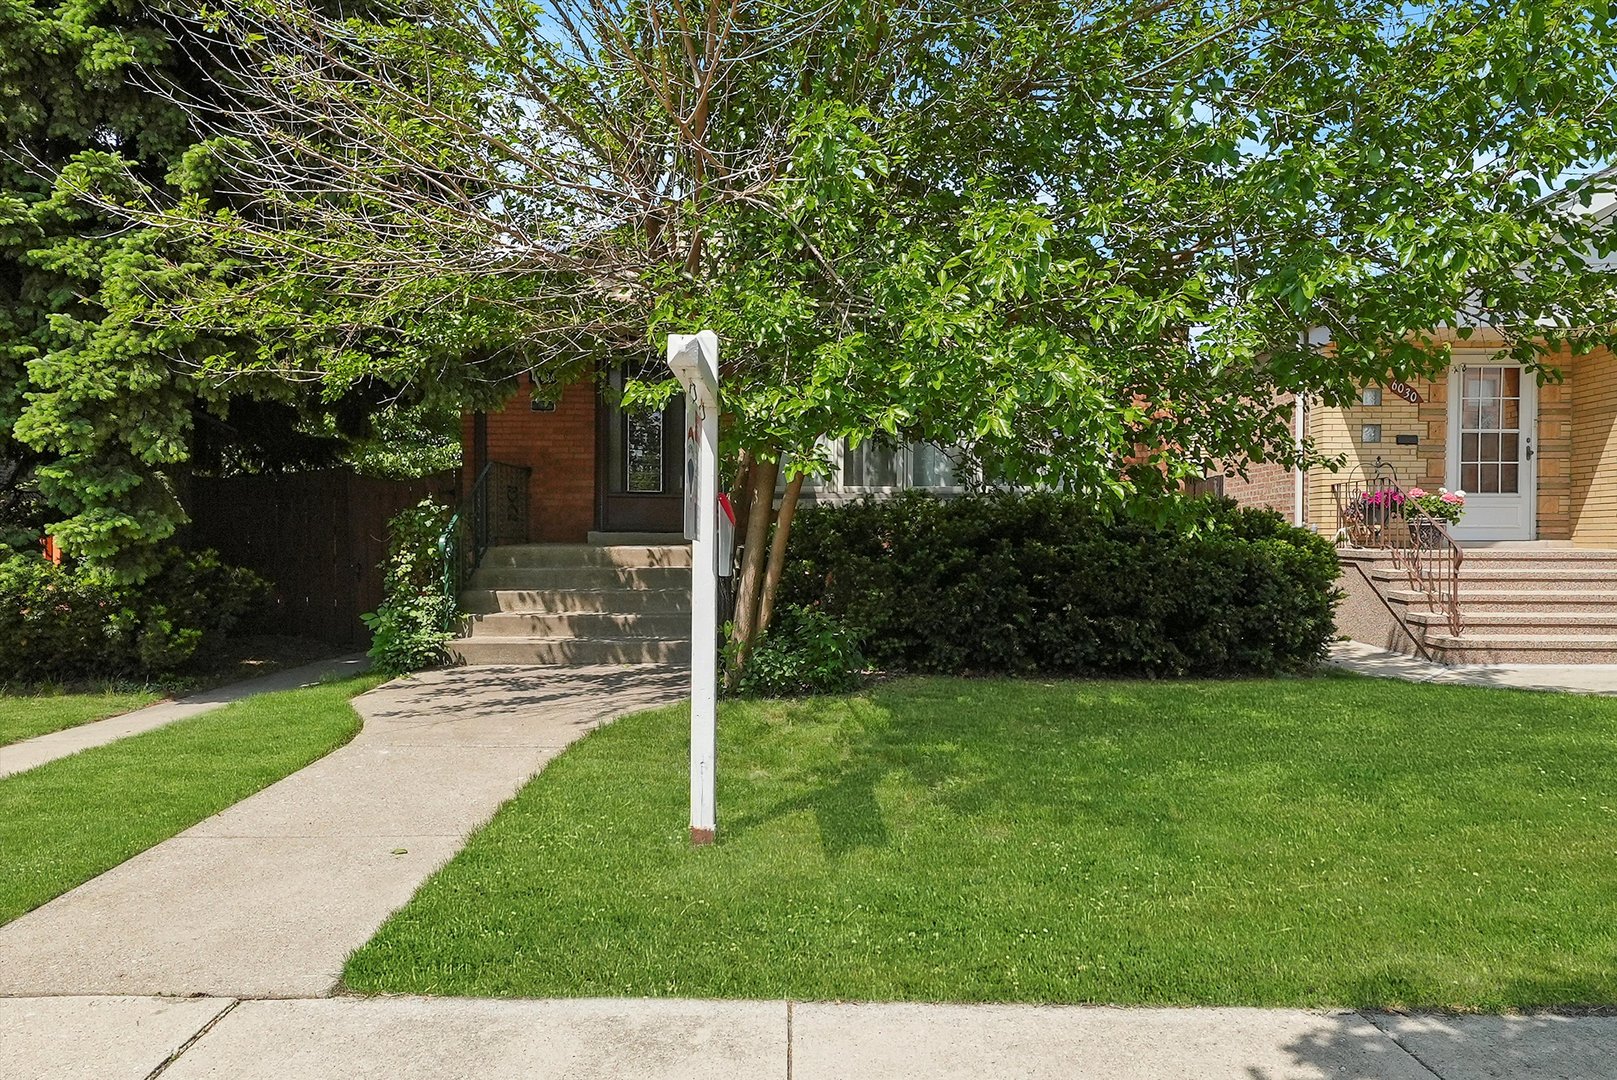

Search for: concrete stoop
xmin=450 ymin=544 xmax=693 ymax=666
xmin=1344 ymin=547 xmax=1617 ymax=665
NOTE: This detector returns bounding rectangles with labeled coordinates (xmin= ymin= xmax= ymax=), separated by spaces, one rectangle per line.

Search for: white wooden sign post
xmin=666 ymin=331 xmax=720 ymax=845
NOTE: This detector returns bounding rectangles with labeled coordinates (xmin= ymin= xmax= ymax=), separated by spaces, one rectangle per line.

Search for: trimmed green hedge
xmin=0 ymin=549 xmax=268 ymax=683
xmin=777 ymin=493 xmax=1341 ymax=677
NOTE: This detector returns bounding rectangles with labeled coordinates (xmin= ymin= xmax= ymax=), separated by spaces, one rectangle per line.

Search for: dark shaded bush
xmin=777 ymin=492 xmax=1341 ymax=677
xmin=734 ymin=606 xmax=866 ymax=697
xmin=0 ymin=549 xmax=269 ymax=682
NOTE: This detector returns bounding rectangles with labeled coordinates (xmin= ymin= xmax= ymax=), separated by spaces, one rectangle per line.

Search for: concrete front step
xmin=1406 ymin=610 xmax=1617 ymax=636
xmin=448 ymin=636 xmax=691 ymax=666
xmin=1386 ymin=588 xmax=1617 ymax=612
xmin=480 ymin=544 xmax=692 ymax=569
xmin=468 ymin=565 xmax=691 ymax=591
xmin=1455 ymin=567 xmax=1617 ymax=588
xmin=1457 ymin=547 xmax=1617 ymax=563
xmin=1372 ymin=566 xmax=1617 ymax=591
xmin=461 ymin=587 xmax=691 ymax=615
xmin=461 ymin=611 xmax=690 ymax=639
xmin=586 ymin=531 xmax=686 ymax=546
xmin=1422 ymin=634 xmax=1617 ymax=665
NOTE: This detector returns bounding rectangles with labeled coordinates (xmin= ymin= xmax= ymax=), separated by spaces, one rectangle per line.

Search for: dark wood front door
xmin=597 ymin=363 xmax=684 ymax=533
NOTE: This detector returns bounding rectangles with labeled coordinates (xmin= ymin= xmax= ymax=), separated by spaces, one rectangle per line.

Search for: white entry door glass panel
xmin=1446 ymin=363 xmax=1535 ymax=541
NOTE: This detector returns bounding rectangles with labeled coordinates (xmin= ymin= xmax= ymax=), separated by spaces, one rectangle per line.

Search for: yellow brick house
xmin=1299 ymin=335 xmax=1617 ymax=546
xmin=1267 ymin=333 xmax=1617 ymax=664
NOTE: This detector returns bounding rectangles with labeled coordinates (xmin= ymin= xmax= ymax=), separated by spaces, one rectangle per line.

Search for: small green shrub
xmin=363 ymin=499 xmax=457 ymax=675
xmin=735 ymin=606 xmax=866 ymax=697
xmin=0 ymin=549 xmax=269 ymax=683
xmin=778 ymin=492 xmax=1341 ymax=677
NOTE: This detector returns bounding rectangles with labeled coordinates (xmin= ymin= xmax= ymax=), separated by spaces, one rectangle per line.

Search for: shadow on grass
xmin=722 ymin=680 xmax=1183 ymax=857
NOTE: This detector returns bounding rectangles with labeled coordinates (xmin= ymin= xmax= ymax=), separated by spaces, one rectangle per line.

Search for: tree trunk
xmin=726 ymin=455 xmax=778 ymax=686
xmin=754 ymin=471 xmax=804 ymax=643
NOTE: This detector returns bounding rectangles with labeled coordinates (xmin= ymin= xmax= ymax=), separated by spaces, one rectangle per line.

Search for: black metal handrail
xmin=437 ymin=460 xmax=532 ymax=629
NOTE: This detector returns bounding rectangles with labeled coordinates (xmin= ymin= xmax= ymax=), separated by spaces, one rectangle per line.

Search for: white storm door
xmin=1446 ymin=362 xmax=1536 ymax=542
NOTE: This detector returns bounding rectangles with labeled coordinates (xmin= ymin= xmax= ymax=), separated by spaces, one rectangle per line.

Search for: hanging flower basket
xmin=1402 ymin=488 xmax=1465 ymax=523
xmin=1401 ymin=488 xmax=1464 ymax=546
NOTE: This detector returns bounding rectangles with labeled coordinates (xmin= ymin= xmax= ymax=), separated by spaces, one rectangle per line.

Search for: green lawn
xmin=0 ymin=634 xmax=344 ymax=749
xmin=0 ymin=674 xmax=382 ymax=925
xmin=0 ymin=689 xmax=163 ymax=747
xmin=344 ymin=674 xmax=1617 ymax=1011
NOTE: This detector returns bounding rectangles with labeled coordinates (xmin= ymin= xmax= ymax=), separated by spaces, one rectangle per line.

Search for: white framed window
xmin=840 ymin=439 xmax=966 ymax=492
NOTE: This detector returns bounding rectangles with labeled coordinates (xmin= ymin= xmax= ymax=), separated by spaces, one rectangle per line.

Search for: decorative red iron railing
xmin=1388 ymin=514 xmax=1464 ymax=635
xmin=1331 ymin=472 xmax=1463 ymax=636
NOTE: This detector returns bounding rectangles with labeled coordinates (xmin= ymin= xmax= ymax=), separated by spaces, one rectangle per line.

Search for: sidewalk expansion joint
xmin=144 ymin=998 xmax=238 ymax=1080
xmin=785 ymin=999 xmax=794 ymax=1080
xmin=1359 ymin=1011 xmax=1448 ymax=1080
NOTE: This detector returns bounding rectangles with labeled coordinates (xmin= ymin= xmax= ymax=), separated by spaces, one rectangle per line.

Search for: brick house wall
xmin=462 ymin=375 xmax=597 ymax=542
xmin=1570 ymin=345 xmax=1617 ymax=546
xmin=1217 ymin=459 xmax=1296 ymax=519
xmin=1537 ymin=365 xmax=1575 ymax=540
xmin=1202 ymin=393 xmax=1298 ymax=521
xmin=1302 ymin=336 xmax=1603 ymax=543
xmin=1305 ymin=383 xmax=1428 ymax=536
xmin=461 ymin=345 xmax=1617 ymax=548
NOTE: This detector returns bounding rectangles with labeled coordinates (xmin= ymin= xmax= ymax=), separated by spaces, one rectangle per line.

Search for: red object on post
xmin=41 ymin=536 xmax=62 ymax=565
xmin=717 ymin=492 xmax=736 ymax=525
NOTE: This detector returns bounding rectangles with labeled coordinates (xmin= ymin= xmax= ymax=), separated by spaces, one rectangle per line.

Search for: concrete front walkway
xmin=0 ymin=654 xmax=369 ymax=780
xmin=3 ymin=995 xmax=1614 ymax=1080
xmin=1328 ymin=640 xmax=1617 ymax=694
xmin=0 ymin=665 xmax=684 ymax=998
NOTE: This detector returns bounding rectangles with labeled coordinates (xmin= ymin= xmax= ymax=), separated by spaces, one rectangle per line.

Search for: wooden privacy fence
xmin=186 ymin=470 xmax=459 ymax=647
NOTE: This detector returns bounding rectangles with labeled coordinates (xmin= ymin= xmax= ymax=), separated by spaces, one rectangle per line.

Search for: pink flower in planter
xmin=1359 ymin=489 xmax=1406 ymax=511
xmin=1407 ymin=487 xmax=1427 ymax=499
xmin=1440 ymin=491 xmax=1463 ymax=504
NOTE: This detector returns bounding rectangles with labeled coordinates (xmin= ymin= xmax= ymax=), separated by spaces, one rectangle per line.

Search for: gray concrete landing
xmin=3 ymin=997 xmax=1615 ymax=1080
xmin=1328 ymin=640 xmax=1617 ymax=694
xmin=0 ymin=665 xmax=684 ymax=999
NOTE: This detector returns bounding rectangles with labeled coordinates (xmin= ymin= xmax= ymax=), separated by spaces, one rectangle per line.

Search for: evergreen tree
xmin=0 ymin=0 xmax=461 ymax=575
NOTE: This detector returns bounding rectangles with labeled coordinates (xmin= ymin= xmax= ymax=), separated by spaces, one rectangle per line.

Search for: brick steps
xmin=1371 ymin=566 xmax=1617 ymax=590
xmin=451 ymin=544 xmax=691 ymax=667
xmin=1405 ymin=610 xmax=1617 ymax=637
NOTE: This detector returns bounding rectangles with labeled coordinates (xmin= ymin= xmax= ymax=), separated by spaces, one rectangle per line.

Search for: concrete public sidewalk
xmin=1328 ymin=640 xmax=1617 ymax=694
xmin=3 ymin=995 xmax=1615 ymax=1080
xmin=0 ymin=654 xmax=370 ymax=780
xmin=0 ymin=665 xmax=684 ymax=998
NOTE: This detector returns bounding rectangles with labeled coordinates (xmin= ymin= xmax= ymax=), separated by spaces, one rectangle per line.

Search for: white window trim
xmin=837 ymin=437 xmax=972 ymax=494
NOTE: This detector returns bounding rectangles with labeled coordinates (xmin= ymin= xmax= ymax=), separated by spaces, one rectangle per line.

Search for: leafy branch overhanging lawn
xmin=345 ymin=675 xmax=1617 ymax=1011
xmin=0 ymin=674 xmax=382 ymax=925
